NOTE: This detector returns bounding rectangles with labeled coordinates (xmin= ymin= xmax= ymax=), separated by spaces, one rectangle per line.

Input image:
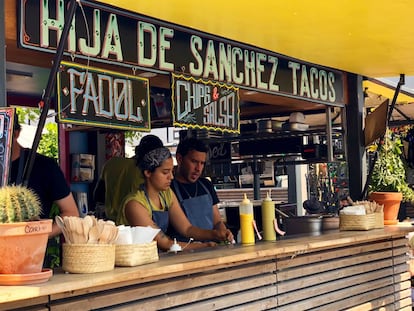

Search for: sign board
xmin=172 ymin=73 xmax=239 ymax=133
xmin=57 ymin=61 xmax=150 ymax=131
xmin=19 ymin=0 xmax=346 ymax=106
xmin=364 ymin=100 xmax=388 ymax=146
xmin=208 ymin=142 xmax=232 ymax=163
xmin=0 ymin=108 xmax=15 ymax=187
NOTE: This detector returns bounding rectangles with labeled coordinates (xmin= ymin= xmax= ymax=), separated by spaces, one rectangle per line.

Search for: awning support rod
xmin=393 ymin=106 xmax=411 ymax=121
xmin=360 ymin=73 xmax=405 ymax=200
xmin=21 ymin=0 xmax=79 ymax=186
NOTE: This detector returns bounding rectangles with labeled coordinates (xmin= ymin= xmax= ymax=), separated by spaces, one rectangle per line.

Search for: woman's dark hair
xmin=135 ymin=135 xmax=163 ymax=167
xmin=176 ymin=137 xmax=208 ymax=157
xmin=138 ymin=147 xmax=171 ymax=173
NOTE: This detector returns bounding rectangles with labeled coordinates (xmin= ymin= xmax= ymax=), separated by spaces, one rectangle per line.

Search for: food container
xmin=115 ymin=241 xmax=159 ymax=267
xmin=321 ymin=215 xmax=340 ymax=231
xmin=62 ymin=244 xmax=115 ymax=273
xmin=289 ymin=112 xmax=306 ymax=123
xmin=289 ymin=122 xmax=309 ymax=131
xmin=339 ymin=212 xmax=384 ymax=231
xmin=257 ymin=119 xmax=283 ymax=132
xmin=283 ymin=215 xmax=323 ymax=236
xmin=239 ymin=194 xmax=255 ymax=244
xmin=261 ymin=193 xmax=276 ymax=241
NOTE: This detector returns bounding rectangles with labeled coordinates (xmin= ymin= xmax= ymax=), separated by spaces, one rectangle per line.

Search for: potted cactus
xmin=0 ymin=185 xmax=52 ymax=280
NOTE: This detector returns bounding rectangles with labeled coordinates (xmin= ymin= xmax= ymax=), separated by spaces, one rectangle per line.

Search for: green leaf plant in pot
xmin=368 ymin=129 xmax=414 ymax=225
xmin=0 ymin=185 xmax=53 ymax=284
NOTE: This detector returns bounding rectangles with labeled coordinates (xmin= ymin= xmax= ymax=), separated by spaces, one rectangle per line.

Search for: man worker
xmin=10 ymin=114 xmax=79 ymax=238
xmin=169 ymin=137 xmax=234 ymax=243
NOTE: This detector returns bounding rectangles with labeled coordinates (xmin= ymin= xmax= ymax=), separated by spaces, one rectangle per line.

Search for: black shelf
xmin=203 ymin=127 xmax=343 ymax=144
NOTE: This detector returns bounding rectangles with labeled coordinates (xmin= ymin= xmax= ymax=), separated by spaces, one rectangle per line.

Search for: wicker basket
xmin=115 ymin=241 xmax=159 ymax=267
xmin=374 ymin=212 xmax=384 ymax=229
xmin=62 ymin=244 xmax=116 ymax=273
xmin=339 ymin=213 xmax=381 ymax=231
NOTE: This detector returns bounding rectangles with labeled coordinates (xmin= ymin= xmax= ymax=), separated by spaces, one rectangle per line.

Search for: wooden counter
xmin=1 ymin=226 xmax=413 ymax=310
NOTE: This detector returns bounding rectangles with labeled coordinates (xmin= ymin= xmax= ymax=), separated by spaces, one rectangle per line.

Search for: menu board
xmin=57 ymin=61 xmax=151 ymax=131
xmin=171 ymin=73 xmax=240 ymax=133
xmin=0 ymin=108 xmax=15 ymax=186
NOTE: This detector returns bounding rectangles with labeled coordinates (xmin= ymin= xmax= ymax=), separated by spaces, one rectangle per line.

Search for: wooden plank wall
xmin=2 ymin=236 xmax=411 ymax=310
xmin=46 ymin=260 xmax=278 ymax=310
xmin=274 ymin=237 xmax=412 ymax=311
xmin=43 ymin=237 xmax=411 ymax=310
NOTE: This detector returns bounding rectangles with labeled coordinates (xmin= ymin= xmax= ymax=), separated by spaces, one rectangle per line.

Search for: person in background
xmin=169 ymin=137 xmax=234 ymax=243
xmin=119 ymin=142 xmax=228 ymax=251
xmin=9 ymin=114 xmax=79 ymax=238
xmin=93 ymin=135 xmax=163 ymax=222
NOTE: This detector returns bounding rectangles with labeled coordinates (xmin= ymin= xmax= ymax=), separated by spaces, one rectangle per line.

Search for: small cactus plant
xmin=0 ymin=185 xmax=42 ymax=223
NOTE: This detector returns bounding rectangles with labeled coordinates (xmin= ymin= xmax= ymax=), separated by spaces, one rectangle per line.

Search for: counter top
xmin=1 ymin=225 xmax=413 ymax=305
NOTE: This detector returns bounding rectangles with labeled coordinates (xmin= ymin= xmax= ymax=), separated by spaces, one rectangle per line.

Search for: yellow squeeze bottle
xmin=239 ymin=193 xmax=255 ymax=245
xmin=261 ymin=192 xmax=276 ymax=241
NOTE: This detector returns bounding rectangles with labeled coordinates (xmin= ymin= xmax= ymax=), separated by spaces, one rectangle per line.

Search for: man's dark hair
xmin=176 ymin=137 xmax=208 ymax=157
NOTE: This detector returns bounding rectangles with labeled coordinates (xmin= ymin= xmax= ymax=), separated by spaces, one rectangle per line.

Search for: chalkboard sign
xmin=57 ymin=61 xmax=151 ymax=131
xmin=0 ymin=108 xmax=15 ymax=187
xmin=172 ymin=73 xmax=240 ymax=133
xmin=208 ymin=142 xmax=232 ymax=162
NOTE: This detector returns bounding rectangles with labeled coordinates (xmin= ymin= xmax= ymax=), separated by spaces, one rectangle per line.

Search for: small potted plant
xmin=368 ymin=129 xmax=414 ymax=224
xmin=0 ymin=185 xmax=52 ymax=279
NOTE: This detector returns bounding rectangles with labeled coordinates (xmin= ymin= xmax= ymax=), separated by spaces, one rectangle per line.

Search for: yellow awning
xmin=98 ymin=1 xmax=414 ymax=78
xmin=363 ymin=79 xmax=414 ymax=105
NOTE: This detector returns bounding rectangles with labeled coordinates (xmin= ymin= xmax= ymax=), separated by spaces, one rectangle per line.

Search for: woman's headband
xmin=139 ymin=147 xmax=171 ymax=171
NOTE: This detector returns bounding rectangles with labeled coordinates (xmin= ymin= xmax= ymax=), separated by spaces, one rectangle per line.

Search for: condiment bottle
xmin=261 ymin=192 xmax=276 ymax=241
xmin=239 ymin=193 xmax=255 ymax=244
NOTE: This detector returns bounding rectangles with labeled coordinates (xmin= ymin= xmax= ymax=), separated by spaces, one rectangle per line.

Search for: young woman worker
xmin=118 ymin=142 xmax=229 ymax=252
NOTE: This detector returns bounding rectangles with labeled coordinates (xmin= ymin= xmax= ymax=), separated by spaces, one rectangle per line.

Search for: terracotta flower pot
xmin=368 ymin=192 xmax=403 ymax=225
xmin=0 ymin=219 xmax=52 ymax=274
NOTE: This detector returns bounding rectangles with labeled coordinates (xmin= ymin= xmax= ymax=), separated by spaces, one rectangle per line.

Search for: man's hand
xmin=212 ymin=223 xmax=234 ymax=243
xmin=224 ymin=229 xmax=234 ymax=244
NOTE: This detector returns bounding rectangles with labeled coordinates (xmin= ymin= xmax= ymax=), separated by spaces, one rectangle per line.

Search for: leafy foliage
xmin=124 ymin=130 xmax=142 ymax=147
xmin=369 ymin=129 xmax=414 ymax=202
xmin=15 ymin=107 xmax=58 ymax=160
xmin=37 ymin=122 xmax=58 ymax=160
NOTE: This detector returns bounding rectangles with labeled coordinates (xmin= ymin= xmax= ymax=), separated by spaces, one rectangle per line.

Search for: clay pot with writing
xmin=368 ymin=192 xmax=403 ymax=225
xmin=0 ymin=220 xmax=52 ymax=284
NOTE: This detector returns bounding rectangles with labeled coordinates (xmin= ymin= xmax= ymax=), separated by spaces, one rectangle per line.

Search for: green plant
xmin=16 ymin=107 xmax=59 ymax=160
xmin=0 ymin=185 xmax=42 ymax=223
xmin=368 ymin=129 xmax=414 ymax=202
xmin=37 ymin=122 xmax=58 ymax=160
xmin=125 ymin=130 xmax=142 ymax=146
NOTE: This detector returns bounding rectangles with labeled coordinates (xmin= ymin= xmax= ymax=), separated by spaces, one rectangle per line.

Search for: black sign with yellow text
xmin=172 ymin=74 xmax=239 ymax=133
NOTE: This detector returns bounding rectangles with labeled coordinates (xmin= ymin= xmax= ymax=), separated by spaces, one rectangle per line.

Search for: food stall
xmin=5 ymin=0 xmax=355 ymax=210
xmin=2 ymin=1 xmax=412 ymax=310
